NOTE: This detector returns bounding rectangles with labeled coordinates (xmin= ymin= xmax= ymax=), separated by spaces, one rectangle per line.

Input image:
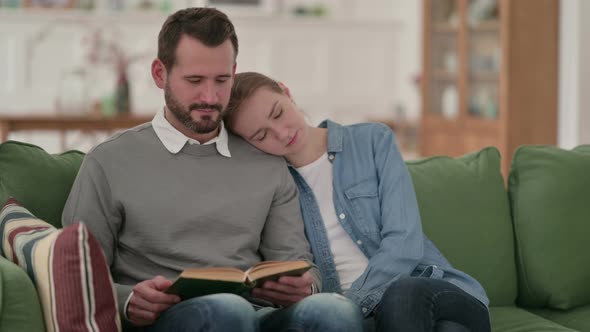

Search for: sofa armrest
xmin=0 ymin=256 xmax=45 ymax=332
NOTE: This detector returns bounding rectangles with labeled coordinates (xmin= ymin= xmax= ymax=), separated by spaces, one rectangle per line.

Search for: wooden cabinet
xmin=420 ymin=0 xmax=558 ymax=176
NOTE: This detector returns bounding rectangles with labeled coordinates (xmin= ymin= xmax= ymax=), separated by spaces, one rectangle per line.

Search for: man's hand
xmin=127 ymin=276 xmax=181 ymax=327
xmin=251 ymin=271 xmax=313 ymax=307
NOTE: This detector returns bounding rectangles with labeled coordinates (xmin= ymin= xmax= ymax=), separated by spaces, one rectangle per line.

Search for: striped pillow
xmin=0 ymin=197 xmax=121 ymax=332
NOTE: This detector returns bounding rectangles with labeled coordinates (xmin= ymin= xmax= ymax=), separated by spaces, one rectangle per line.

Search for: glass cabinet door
xmin=467 ymin=0 xmax=500 ymax=120
xmin=428 ymin=0 xmax=459 ymax=119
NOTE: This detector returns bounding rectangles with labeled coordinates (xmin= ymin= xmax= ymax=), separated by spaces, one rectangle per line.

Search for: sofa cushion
xmin=0 ymin=197 xmax=120 ymax=332
xmin=508 ymin=145 xmax=590 ymax=310
xmin=0 ymin=256 xmax=45 ymax=332
xmin=530 ymin=305 xmax=590 ymax=332
xmin=0 ymin=141 xmax=84 ymax=228
xmin=490 ymin=306 xmax=576 ymax=331
xmin=407 ymin=147 xmax=517 ymax=306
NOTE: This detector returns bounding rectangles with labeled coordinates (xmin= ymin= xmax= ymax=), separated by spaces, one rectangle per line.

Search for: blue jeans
xmin=372 ymin=277 xmax=491 ymax=332
xmin=139 ymin=293 xmax=257 ymax=332
xmin=138 ymin=293 xmax=363 ymax=332
xmin=257 ymin=293 xmax=364 ymax=332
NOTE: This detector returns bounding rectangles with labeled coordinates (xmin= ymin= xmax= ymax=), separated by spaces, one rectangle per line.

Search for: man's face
xmin=164 ymin=36 xmax=235 ymax=134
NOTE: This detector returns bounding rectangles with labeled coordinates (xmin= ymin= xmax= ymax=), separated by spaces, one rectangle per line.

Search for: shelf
xmin=432 ymin=71 xmax=457 ymax=81
xmin=470 ymin=71 xmax=499 ymax=81
xmin=469 ymin=20 xmax=500 ymax=32
xmin=463 ymin=116 xmax=500 ymax=132
xmin=0 ymin=7 xmax=169 ymax=23
xmin=0 ymin=7 xmax=403 ymax=26
xmin=421 ymin=114 xmax=462 ymax=130
xmin=432 ymin=22 xmax=458 ymax=33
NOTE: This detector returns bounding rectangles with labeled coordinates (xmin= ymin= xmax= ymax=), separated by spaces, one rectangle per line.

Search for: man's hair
xmin=158 ymin=7 xmax=239 ymax=71
xmin=225 ymin=72 xmax=284 ymax=132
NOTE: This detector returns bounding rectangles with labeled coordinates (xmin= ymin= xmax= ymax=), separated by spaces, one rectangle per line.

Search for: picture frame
xmin=198 ymin=0 xmax=275 ymax=17
xmin=23 ymin=0 xmax=75 ymax=8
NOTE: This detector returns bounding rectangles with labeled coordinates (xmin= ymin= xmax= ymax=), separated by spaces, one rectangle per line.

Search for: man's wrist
xmin=123 ymin=291 xmax=134 ymax=321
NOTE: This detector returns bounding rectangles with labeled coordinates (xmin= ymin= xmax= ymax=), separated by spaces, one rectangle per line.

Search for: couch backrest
xmin=0 ymin=256 xmax=46 ymax=331
xmin=407 ymin=147 xmax=517 ymax=306
xmin=0 ymin=140 xmax=523 ymax=307
xmin=508 ymin=145 xmax=590 ymax=310
xmin=0 ymin=141 xmax=84 ymax=228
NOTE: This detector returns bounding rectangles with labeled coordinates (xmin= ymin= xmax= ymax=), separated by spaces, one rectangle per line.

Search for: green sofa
xmin=1 ymin=140 xmax=589 ymax=331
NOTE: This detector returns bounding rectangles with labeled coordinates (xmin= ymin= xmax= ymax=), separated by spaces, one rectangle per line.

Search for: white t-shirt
xmin=297 ymin=153 xmax=369 ymax=290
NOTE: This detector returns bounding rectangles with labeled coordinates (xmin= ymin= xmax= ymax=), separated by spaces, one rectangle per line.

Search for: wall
xmin=577 ymin=1 xmax=590 ymax=145
xmin=0 ymin=0 xmax=422 ymax=153
xmin=559 ymin=0 xmax=590 ymax=148
xmin=6 ymin=1 xmax=587 ymax=152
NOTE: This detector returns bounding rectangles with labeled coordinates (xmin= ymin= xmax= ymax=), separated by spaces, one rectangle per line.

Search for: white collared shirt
xmin=151 ymin=107 xmax=231 ymax=157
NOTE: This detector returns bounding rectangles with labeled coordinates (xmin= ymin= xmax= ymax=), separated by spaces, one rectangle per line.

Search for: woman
xmin=225 ymin=72 xmax=491 ymax=332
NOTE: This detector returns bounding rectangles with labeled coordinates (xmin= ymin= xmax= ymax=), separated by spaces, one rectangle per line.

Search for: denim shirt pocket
xmin=344 ymin=179 xmax=381 ymax=234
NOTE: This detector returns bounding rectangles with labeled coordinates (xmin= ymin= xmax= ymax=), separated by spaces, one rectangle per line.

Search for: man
xmin=62 ymin=7 xmax=362 ymax=332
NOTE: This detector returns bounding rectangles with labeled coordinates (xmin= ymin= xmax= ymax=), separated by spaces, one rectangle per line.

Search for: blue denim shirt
xmin=288 ymin=120 xmax=489 ymax=317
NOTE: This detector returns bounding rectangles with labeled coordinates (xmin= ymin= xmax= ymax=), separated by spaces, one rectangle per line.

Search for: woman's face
xmin=230 ymin=87 xmax=309 ymax=157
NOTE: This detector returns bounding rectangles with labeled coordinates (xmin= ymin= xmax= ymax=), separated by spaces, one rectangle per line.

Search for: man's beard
xmin=164 ymin=85 xmax=224 ymax=134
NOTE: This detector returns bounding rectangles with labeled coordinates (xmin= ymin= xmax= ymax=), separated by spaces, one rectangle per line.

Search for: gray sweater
xmin=62 ymin=123 xmax=319 ymax=318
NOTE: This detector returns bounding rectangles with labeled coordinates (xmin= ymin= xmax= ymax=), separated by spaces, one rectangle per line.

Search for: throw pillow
xmin=0 ymin=197 xmax=121 ymax=332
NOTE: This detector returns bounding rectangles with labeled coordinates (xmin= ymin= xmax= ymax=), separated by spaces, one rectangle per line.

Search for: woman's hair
xmin=225 ymin=72 xmax=284 ymax=132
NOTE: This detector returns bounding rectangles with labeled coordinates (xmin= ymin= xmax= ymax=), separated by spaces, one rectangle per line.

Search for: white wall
xmin=559 ymin=0 xmax=590 ymax=148
xmin=577 ymin=1 xmax=590 ymax=145
xmin=8 ymin=1 xmax=589 ymax=152
xmin=0 ymin=0 xmax=422 ymax=153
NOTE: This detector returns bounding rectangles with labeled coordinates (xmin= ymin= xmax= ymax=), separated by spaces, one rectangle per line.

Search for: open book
xmin=165 ymin=260 xmax=312 ymax=300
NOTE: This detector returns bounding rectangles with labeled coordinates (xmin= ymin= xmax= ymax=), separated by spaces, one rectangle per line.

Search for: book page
xmin=179 ymin=267 xmax=247 ymax=283
xmin=246 ymin=260 xmax=311 ymax=283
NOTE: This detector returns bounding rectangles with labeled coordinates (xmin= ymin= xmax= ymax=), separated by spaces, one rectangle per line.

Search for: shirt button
xmin=356 ymin=240 xmax=363 ymax=245
xmin=362 ymin=307 xmax=368 ymax=313
xmin=339 ymin=213 xmax=346 ymax=220
xmin=328 ymin=154 xmax=335 ymax=160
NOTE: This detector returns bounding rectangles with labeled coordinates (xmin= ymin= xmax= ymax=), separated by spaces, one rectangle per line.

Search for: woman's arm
xmin=344 ymin=124 xmax=424 ymax=316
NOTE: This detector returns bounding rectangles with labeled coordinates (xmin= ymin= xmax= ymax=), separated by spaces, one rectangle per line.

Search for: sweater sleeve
xmin=258 ymin=161 xmax=322 ymax=291
xmin=61 ymin=154 xmax=132 ymax=321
